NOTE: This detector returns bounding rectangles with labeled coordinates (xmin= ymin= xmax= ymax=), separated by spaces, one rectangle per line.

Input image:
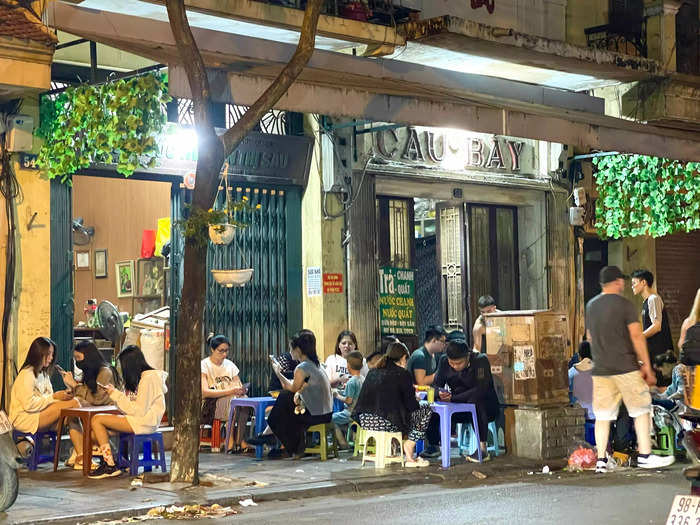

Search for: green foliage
xmin=178 ymin=196 xmax=261 ymax=246
xmin=36 ymin=74 xmax=171 ymax=183
xmin=592 ymin=154 xmax=700 ymax=238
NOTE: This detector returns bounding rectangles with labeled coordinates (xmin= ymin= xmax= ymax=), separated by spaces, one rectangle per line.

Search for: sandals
xmin=405 ymin=457 xmax=430 ymax=468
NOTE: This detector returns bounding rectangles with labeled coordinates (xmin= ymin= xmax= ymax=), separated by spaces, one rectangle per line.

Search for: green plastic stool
xmin=351 ymin=424 xmax=376 ymax=457
xmin=652 ymin=426 xmax=675 ymax=456
xmin=305 ymin=423 xmax=338 ymax=461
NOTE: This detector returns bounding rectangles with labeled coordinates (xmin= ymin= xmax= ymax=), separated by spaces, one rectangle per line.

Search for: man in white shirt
xmin=631 ymin=269 xmax=674 ymax=366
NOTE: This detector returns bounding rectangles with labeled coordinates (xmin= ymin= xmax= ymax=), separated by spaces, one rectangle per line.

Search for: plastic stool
xmin=305 ymin=423 xmax=338 ymax=461
xmin=12 ymin=430 xmax=56 ymax=471
xmin=360 ymin=430 xmax=404 ymax=469
xmin=652 ymin=426 xmax=675 ymax=456
xmin=584 ymin=420 xmax=596 ymax=446
xmin=458 ymin=420 xmax=503 ymax=456
xmin=431 ymin=402 xmax=483 ymax=468
xmin=118 ymin=432 xmax=167 ymax=475
xmin=199 ymin=420 xmax=223 ymax=452
xmin=225 ymin=397 xmax=276 ymax=460
xmin=352 ymin=425 xmax=376 ymax=457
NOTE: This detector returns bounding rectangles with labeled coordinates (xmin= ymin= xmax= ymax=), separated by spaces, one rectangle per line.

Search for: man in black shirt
xmin=425 ymin=341 xmax=499 ymax=462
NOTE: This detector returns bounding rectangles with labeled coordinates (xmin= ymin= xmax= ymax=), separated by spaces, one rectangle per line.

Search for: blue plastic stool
xmin=117 ymin=432 xmax=167 ymax=475
xmin=13 ymin=430 xmax=56 ymax=471
xmin=225 ymin=397 xmax=276 ymax=460
xmin=458 ymin=420 xmax=502 ymax=456
xmin=415 ymin=439 xmax=425 ymax=455
xmin=584 ymin=420 xmax=596 ymax=446
xmin=431 ymin=402 xmax=483 ymax=468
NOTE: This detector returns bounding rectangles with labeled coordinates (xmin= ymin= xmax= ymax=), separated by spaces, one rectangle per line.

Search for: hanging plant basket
xmin=208 ymin=223 xmax=237 ymax=245
xmin=211 ymin=269 xmax=254 ymax=288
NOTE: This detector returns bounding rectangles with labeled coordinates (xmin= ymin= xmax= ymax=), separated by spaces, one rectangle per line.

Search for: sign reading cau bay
xmin=372 ymin=126 xmax=536 ymax=175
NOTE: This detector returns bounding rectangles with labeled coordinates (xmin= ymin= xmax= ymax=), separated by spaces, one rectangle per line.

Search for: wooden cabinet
xmin=484 ymin=310 xmax=569 ymax=407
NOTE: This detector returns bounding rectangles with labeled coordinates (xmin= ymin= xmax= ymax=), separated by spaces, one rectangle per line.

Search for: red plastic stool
xmin=199 ymin=420 xmax=222 ymax=452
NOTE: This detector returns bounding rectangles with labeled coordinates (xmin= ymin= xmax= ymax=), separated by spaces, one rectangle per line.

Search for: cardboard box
xmin=485 ymin=310 xmax=569 ymax=407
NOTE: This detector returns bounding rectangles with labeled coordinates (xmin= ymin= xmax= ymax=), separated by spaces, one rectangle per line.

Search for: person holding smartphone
xmin=59 ymin=341 xmax=121 ymax=470
xmin=9 ymin=337 xmax=79 ymax=435
xmin=248 ymin=330 xmax=332 ymax=458
xmin=88 ymin=346 xmax=167 ymax=479
xmin=201 ymin=334 xmax=251 ymax=453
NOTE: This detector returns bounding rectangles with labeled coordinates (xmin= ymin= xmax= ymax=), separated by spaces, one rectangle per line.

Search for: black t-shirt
xmin=585 ymin=293 xmax=640 ymax=376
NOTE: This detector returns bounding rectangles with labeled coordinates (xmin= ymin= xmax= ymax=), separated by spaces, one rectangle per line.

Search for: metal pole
xmin=89 ymin=41 xmax=97 ymax=83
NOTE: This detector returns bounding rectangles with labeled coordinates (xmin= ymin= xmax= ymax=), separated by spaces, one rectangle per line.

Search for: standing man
xmin=586 ymin=266 xmax=675 ymax=473
xmin=472 ymin=295 xmax=500 ymax=353
xmin=631 ymin=269 xmax=674 ymax=364
xmin=407 ymin=326 xmax=447 ymax=386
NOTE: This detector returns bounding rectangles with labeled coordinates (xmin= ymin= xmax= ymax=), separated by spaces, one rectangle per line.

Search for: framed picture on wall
xmin=95 ymin=249 xmax=107 ymax=279
xmin=74 ymin=250 xmax=91 ymax=271
xmin=116 ymin=260 xmax=135 ymax=298
xmin=136 ymin=257 xmax=165 ymax=298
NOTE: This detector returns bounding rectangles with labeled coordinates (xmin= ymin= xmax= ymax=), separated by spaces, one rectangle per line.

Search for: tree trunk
xmin=165 ymin=0 xmax=323 ymax=484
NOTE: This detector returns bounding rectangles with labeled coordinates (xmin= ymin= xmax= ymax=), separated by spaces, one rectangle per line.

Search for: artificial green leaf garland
xmin=36 ymin=73 xmax=171 ymax=183
xmin=592 ymin=154 xmax=700 ymax=238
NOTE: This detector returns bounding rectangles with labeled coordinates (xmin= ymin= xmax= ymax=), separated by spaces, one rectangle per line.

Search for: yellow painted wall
xmin=301 ymin=115 xmax=348 ymax=360
xmin=0 ymin=95 xmax=52 ymax=405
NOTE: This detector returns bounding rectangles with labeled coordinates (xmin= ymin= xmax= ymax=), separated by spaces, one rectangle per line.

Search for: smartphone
xmin=269 ymin=354 xmax=279 ymax=366
xmin=55 ymin=364 xmax=65 ymax=373
xmin=243 ymin=382 xmax=250 ymax=393
xmin=96 ymin=381 xmax=110 ymax=390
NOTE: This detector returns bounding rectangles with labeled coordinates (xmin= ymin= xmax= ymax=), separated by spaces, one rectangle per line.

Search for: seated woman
xmin=249 ymin=329 xmax=332 ymax=458
xmin=324 ymin=330 xmax=369 ymax=388
xmin=201 ymin=334 xmax=251 ymax=453
xmin=59 ymin=341 xmax=121 ymax=470
xmin=89 ymin=345 xmax=167 ymax=479
xmin=9 ymin=337 xmax=79 ymax=434
xmin=352 ymin=342 xmax=431 ymax=467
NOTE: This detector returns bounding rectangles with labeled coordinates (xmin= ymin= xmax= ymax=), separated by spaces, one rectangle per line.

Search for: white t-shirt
xmin=324 ymin=354 xmax=369 ymax=384
xmin=647 ymin=293 xmax=664 ymax=324
xmin=201 ymin=357 xmax=240 ymax=391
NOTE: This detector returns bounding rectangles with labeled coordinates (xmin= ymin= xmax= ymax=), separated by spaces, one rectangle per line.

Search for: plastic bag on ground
xmin=567 ymin=445 xmax=597 ymax=471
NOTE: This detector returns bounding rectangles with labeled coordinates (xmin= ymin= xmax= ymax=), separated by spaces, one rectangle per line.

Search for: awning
xmin=49 ymin=2 xmax=700 ymax=161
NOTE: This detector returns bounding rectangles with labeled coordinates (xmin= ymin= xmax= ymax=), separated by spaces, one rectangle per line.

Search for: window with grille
xmin=377 ymin=197 xmax=413 ymax=269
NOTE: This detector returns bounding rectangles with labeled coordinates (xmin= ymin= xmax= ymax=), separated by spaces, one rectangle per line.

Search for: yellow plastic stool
xmin=305 ymin=423 xmax=338 ymax=461
xmin=351 ymin=424 xmax=376 ymax=457
xmin=360 ymin=430 xmax=405 ymax=469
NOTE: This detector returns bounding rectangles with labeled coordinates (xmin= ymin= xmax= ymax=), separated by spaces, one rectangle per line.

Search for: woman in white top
xmin=9 ymin=337 xmax=79 ymax=433
xmin=201 ymin=334 xmax=250 ymax=453
xmin=324 ymin=330 xmax=369 ymax=387
xmin=89 ymin=345 xmax=167 ymax=479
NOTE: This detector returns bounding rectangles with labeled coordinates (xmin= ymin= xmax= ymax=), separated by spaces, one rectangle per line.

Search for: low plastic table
xmin=430 ymin=402 xmax=483 ymax=469
xmin=53 ymin=405 xmax=121 ymax=476
xmin=225 ymin=396 xmax=276 ymax=459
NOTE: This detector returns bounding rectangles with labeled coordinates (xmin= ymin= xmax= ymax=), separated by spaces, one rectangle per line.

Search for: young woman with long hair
xmin=324 ymin=330 xmax=368 ymax=387
xmin=9 ymin=337 xmax=79 ymax=433
xmin=59 ymin=341 xmax=122 ymax=470
xmin=88 ymin=345 xmax=167 ymax=479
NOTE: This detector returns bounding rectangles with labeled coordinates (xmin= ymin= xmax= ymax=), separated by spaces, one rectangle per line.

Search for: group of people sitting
xmin=209 ymin=317 xmax=500 ymax=467
xmin=8 ymin=337 xmax=167 ymax=479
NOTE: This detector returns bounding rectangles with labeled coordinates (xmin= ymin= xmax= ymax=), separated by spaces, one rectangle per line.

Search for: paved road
xmin=156 ymin=469 xmax=687 ymax=525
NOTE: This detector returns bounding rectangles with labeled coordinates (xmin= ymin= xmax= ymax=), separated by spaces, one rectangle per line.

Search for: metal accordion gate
xmin=203 ymin=184 xmax=302 ymax=397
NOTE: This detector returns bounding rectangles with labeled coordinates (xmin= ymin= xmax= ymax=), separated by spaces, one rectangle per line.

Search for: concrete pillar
xmin=644 ymin=0 xmax=682 ymax=70
xmin=301 ymin=115 xmax=348 ymax=360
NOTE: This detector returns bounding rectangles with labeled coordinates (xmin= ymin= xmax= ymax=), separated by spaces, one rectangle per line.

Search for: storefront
xmin=50 ymin=121 xmax=314 ymax=407
xmin=348 ymin=124 xmax=567 ymax=347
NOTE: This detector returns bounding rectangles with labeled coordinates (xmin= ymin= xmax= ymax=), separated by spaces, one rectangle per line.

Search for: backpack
xmin=681 ymin=323 xmax=700 ymax=366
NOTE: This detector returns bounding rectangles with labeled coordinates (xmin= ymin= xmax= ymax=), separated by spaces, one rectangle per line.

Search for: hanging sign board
xmin=379 ymin=267 xmax=416 ymax=335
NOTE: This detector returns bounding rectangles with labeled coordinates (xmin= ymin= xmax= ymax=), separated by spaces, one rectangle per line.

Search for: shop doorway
xmin=436 ymin=203 xmax=520 ymax=338
xmin=583 ymin=238 xmax=608 ymax=304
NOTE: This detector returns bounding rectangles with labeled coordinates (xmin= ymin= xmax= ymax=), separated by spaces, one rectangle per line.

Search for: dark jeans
xmin=612 ymin=404 xmax=634 ymax=452
xmin=426 ymin=401 xmax=495 ymax=446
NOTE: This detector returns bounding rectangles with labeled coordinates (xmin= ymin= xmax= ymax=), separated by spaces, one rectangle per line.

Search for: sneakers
xmin=595 ymin=459 xmax=608 ymax=474
xmin=638 ymin=454 xmax=676 ymax=469
xmin=405 ymin=457 xmax=430 ymax=468
xmin=420 ymin=445 xmax=441 ymax=458
xmin=466 ymin=451 xmax=491 ymax=463
xmin=88 ymin=463 xmax=122 ymax=479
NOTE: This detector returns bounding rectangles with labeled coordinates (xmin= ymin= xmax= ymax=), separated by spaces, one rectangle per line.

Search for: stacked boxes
xmin=484 ymin=310 xmax=570 ymax=407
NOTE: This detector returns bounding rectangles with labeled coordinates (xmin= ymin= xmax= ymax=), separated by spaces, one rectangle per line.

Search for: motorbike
xmin=0 ymin=410 xmax=21 ymax=512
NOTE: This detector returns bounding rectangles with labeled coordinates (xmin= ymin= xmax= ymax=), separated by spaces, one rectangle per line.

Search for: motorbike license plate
xmin=667 ymin=495 xmax=700 ymax=525
xmin=0 ymin=411 xmax=11 ymax=435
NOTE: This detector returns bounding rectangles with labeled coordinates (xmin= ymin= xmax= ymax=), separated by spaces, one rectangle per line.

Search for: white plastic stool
xmin=360 ymin=430 xmax=405 ymax=469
